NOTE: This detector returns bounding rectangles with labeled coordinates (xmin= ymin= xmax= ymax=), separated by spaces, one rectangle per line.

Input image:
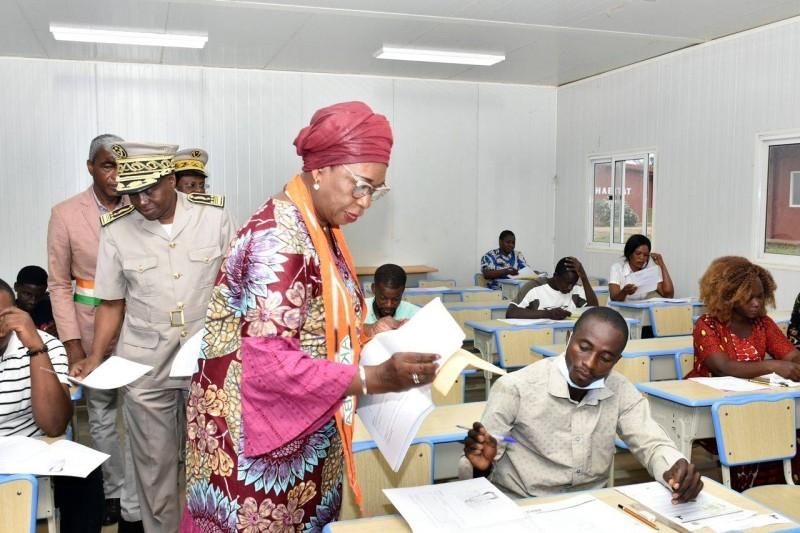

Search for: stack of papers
xmin=358 ymin=298 xmax=504 ymax=471
xmin=616 ymin=481 xmax=791 ymax=531
xmin=644 ymin=297 xmax=694 ymax=304
xmin=689 ymin=376 xmax=770 ymax=392
xmin=0 ymin=436 xmax=109 ymax=478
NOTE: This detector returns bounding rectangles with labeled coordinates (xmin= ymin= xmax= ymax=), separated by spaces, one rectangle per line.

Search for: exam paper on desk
xmin=0 ymin=436 xmax=109 ymax=477
xmin=358 ymin=298 xmax=504 ymax=471
xmin=688 ymin=376 xmax=770 ymax=392
xmin=384 ymin=477 xmax=525 ymax=533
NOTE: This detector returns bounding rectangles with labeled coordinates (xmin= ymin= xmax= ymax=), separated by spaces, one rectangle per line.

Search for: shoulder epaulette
xmin=188 ymin=192 xmax=225 ymax=208
xmin=99 ymin=205 xmax=135 ymax=227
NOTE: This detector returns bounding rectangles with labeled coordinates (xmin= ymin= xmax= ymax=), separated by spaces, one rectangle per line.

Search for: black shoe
xmin=102 ymin=498 xmax=121 ymax=526
xmin=117 ymin=519 xmax=145 ymax=533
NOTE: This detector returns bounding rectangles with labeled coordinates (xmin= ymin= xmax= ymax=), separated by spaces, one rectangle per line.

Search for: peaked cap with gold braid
xmin=174 ymin=148 xmax=209 ymax=177
xmin=111 ymin=142 xmax=178 ymax=195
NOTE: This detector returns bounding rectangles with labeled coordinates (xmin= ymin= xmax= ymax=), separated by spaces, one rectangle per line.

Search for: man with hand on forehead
xmin=465 ymin=307 xmax=703 ymax=503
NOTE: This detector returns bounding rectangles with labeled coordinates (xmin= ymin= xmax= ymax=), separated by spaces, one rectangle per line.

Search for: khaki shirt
xmin=483 ymin=355 xmax=684 ymax=498
xmin=94 ymin=192 xmax=235 ymax=387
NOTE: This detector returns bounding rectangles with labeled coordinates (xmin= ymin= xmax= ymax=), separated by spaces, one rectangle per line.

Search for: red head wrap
xmin=293 ymin=101 xmax=394 ymax=172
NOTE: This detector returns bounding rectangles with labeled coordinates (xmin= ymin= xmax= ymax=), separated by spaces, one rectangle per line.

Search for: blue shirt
xmin=364 ymin=297 xmax=420 ymax=324
xmin=480 ymin=248 xmax=528 ymax=289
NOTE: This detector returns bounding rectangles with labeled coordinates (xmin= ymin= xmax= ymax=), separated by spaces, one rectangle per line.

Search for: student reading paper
xmin=464 ymin=307 xmax=704 ymax=502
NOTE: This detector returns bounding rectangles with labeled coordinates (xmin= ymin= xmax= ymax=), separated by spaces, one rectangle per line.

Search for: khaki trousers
xmin=123 ymin=385 xmax=186 ymax=532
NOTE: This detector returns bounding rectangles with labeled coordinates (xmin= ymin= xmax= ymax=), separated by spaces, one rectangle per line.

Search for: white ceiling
xmin=3 ymin=0 xmax=800 ymax=85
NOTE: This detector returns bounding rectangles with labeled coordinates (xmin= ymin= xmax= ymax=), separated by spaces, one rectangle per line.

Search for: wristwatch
xmin=26 ymin=345 xmax=49 ymax=357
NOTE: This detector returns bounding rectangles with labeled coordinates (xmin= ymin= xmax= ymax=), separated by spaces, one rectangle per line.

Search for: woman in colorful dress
xmin=181 ymin=101 xmax=440 ymax=532
xmin=687 ymin=256 xmax=800 ymax=490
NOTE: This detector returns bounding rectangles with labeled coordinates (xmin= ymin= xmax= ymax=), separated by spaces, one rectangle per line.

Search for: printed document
xmin=358 ymin=299 xmax=503 ymax=470
xmin=384 ymin=477 xmax=525 ymax=532
xmin=170 ymin=329 xmax=204 ymax=377
xmin=70 ymin=356 xmax=152 ymax=389
xmin=689 ymin=376 xmax=769 ymax=392
xmin=0 ymin=436 xmax=109 ymax=477
xmin=627 ymin=266 xmax=661 ymax=297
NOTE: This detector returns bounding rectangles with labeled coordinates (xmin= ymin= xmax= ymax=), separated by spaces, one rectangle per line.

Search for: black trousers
xmin=53 ymin=466 xmax=104 ymax=533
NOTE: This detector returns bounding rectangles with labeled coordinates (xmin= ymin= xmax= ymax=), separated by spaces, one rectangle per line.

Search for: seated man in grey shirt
xmin=465 ymin=306 xmax=703 ymax=503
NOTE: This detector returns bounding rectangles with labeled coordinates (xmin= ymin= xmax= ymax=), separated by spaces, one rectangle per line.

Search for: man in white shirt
xmin=465 ymin=307 xmax=703 ymax=502
xmin=506 ymin=257 xmax=598 ymax=320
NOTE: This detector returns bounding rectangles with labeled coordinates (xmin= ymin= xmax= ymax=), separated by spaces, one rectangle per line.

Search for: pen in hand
xmin=456 ymin=425 xmax=517 ymax=444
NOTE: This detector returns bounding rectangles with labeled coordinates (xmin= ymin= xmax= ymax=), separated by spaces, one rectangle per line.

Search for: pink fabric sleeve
xmin=240 ymin=335 xmax=357 ymax=458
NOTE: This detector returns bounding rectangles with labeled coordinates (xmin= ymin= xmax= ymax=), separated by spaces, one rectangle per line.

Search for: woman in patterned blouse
xmin=687 ymin=256 xmax=800 ymax=490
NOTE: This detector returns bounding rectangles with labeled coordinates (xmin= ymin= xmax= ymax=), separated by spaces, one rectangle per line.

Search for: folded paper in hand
xmin=358 ymin=298 xmax=505 ymax=471
xmin=170 ymin=329 xmax=204 ymax=377
xmin=69 ymin=356 xmax=152 ymax=389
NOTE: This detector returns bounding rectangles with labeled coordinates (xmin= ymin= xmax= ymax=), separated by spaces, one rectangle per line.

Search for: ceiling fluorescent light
xmin=50 ymin=25 xmax=208 ymax=49
xmin=375 ymin=46 xmax=504 ymax=66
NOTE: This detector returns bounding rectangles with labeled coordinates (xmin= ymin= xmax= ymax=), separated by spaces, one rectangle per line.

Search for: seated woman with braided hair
xmin=687 ymin=256 xmax=800 ymax=490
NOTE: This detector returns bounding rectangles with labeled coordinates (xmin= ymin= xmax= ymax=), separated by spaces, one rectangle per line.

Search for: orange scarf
xmin=285 ymin=175 xmax=366 ymax=507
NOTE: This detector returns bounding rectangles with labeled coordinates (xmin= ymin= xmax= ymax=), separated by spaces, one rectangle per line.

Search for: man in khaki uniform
xmin=73 ymin=142 xmax=235 ymax=532
xmin=174 ymin=148 xmax=209 ymax=194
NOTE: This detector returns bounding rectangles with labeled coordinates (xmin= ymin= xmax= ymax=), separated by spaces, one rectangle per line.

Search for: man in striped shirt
xmin=0 ymin=278 xmax=104 ymax=531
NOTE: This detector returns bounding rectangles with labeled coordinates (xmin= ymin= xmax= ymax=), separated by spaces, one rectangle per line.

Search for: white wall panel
xmin=0 ymin=57 xmax=557 ymax=289
xmin=556 ymin=19 xmax=800 ymax=308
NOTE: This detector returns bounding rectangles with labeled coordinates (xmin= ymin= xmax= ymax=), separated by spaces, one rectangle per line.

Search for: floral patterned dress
xmin=184 ymin=198 xmax=362 ymax=532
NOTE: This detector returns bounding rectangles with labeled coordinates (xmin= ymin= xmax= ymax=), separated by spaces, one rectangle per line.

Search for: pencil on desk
xmin=618 ymin=504 xmax=658 ymax=530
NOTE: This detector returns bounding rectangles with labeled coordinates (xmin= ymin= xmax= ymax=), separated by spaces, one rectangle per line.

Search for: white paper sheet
xmin=520 ymin=494 xmax=653 ymax=533
xmin=626 ymin=266 xmax=661 ymax=297
xmin=433 ymin=349 xmax=505 ymax=398
xmin=510 ymin=266 xmax=539 ymax=279
xmin=688 ymin=376 xmax=769 ymax=392
xmin=357 ymin=298 xmax=465 ymax=471
xmin=170 ymin=329 xmax=204 ymax=377
xmin=384 ymin=478 xmax=526 ymax=533
xmin=763 ymin=372 xmax=800 ymax=387
xmin=0 ymin=436 xmax=109 ymax=478
xmin=615 ymin=482 xmax=743 ymax=527
xmin=69 ymin=356 xmax=152 ymax=389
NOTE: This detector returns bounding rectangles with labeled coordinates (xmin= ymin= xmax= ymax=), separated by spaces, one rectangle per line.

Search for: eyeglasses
xmin=342 ymin=165 xmax=390 ymax=201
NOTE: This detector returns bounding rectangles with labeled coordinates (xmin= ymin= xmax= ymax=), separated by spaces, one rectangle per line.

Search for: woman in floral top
xmin=687 ymin=256 xmax=800 ymax=490
xmin=180 ymin=102 xmax=439 ymax=532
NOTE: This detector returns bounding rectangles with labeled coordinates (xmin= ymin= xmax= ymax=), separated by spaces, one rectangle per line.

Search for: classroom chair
xmin=672 ymin=350 xmax=694 ymax=380
xmin=339 ymin=442 xmax=433 ymax=519
xmin=432 ymin=374 xmax=465 ymax=405
xmin=711 ymin=394 xmax=800 ymax=521
xmin=404 ymin=294 xmax=438 ymax=306
xmin=474 ymin=273 xmax=488 ymax=287
xmin=448 ymin=308 xmax=491 ymax=341
xmin=418 ymin=279 xmax=455 ymax=288
xmin=649 ymin=304 xmax=693 ymax=337
xmin=612 ymin=356 xmax=650 ymax=385
xmin=0 ymin=474 xmax=38 ymax=533
xmin=511 ymin=277 xmax=547 ymax=305
xmin=462 ymin=291 xmax=503 ymax=303
xmin=497 ymin=328 xmax=553 ymax=369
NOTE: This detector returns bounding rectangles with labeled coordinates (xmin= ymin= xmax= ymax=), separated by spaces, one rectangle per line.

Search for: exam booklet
xmin=357 ymin=298 xmax=504 ymax=471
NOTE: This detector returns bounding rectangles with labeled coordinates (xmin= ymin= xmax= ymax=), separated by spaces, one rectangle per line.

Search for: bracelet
xmin=358 ymin=365 xmax=368 ymax=395
xmin=26 ymin=345 xmax=49 ymax=357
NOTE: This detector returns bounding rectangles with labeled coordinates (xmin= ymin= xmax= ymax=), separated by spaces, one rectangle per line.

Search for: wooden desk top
xmin=356 ymin=265 xmax=438 ymax=276
xmin=466 ymin=319 xmax=566 ymax=332
xmin=327 ymin=477 xmax=795 ymax=532
xmin=443 ymin=301 xmax=508 ymax=310
xmin=533 ymin=335 xmax=694 ymax=358
xmin=353 ymin=402 xmax=486 ymax=443
xmin=637 ymin=379 xmax=800 ymax=407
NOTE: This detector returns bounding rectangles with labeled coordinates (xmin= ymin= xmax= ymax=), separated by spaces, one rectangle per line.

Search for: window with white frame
xmin=756 ymin=134 xmax=800 ymax=261
xmin=588 ymin=152 xmax=655 ymax=248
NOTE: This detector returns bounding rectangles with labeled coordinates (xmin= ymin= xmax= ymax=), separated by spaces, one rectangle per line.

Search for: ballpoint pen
xmin=456 ymin=425 xmax=517 ymax=444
